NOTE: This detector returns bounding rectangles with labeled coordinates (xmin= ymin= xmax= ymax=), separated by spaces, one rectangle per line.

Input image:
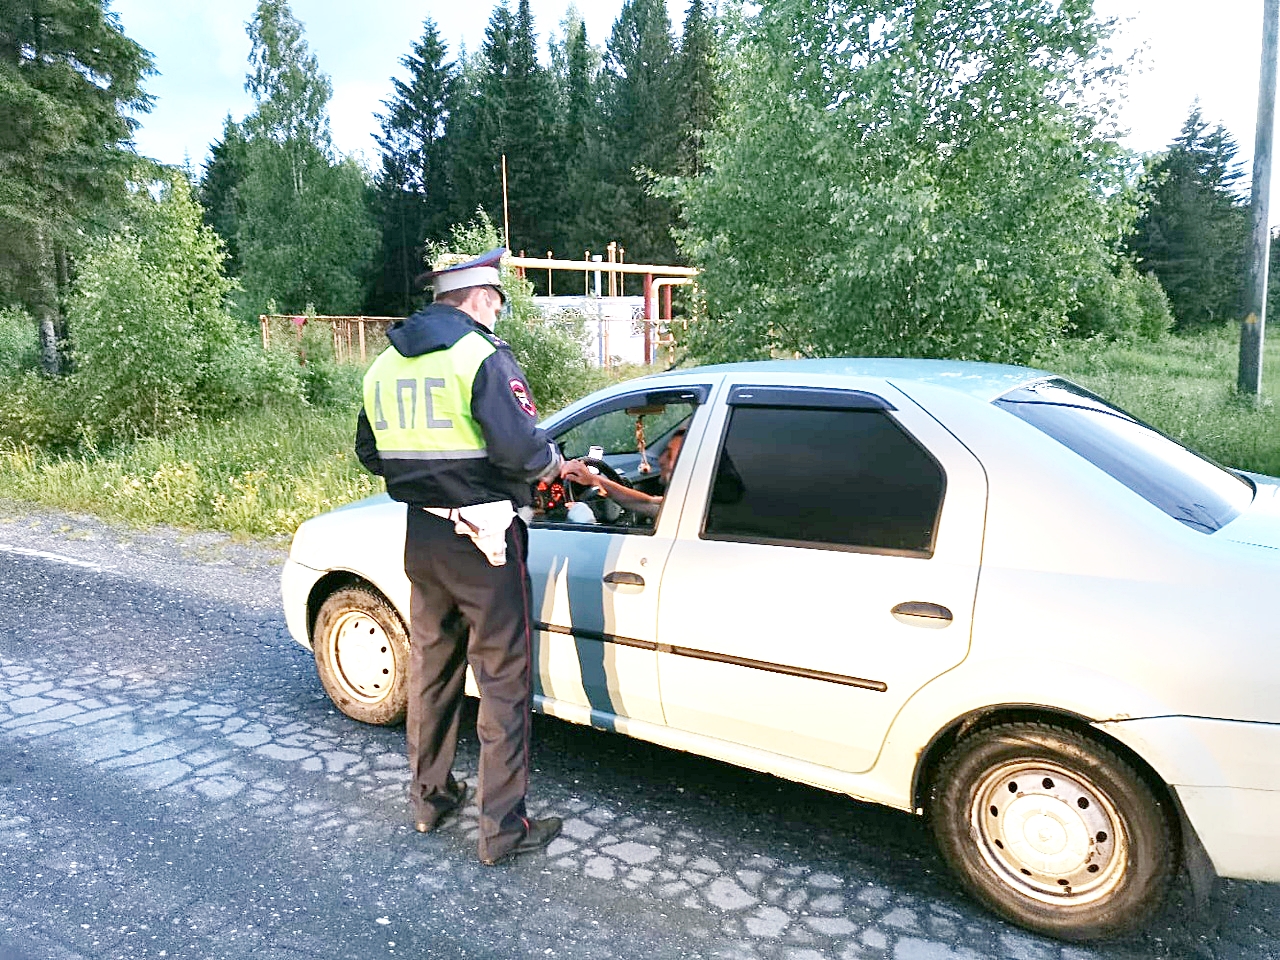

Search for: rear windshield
xmin=995 ymin=378 xmax=1253 ymax=533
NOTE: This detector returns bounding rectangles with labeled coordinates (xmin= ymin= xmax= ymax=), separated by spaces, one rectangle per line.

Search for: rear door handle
xmin=603 ymin=571 xmax=645 ymax=587
xmin=891 ymin=601 xmax=952 ymax=628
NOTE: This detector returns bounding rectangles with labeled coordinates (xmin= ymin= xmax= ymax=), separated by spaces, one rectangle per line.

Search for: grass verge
xmin=1036 ymin=325 xmax=1280 ymax=477
xmin=0 ymin=404 xmax=378 ymax=538
xmin=0 ymin=330 xmax=1276 ymax=538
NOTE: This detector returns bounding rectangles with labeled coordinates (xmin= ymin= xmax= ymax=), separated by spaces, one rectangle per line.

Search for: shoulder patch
xmin=509 ymin=378 xmax=537 ymax=417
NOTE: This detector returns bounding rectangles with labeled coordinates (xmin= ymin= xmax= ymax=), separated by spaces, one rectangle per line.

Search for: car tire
xmin=312 ymin=585 xmax=409 ymax=726
xmin=928 ymin=721 xmax=1177 ymax=942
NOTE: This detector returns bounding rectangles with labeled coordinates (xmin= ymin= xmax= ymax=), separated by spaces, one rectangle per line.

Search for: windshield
xmin=995 ymin=378 xmax=1253 ymax=533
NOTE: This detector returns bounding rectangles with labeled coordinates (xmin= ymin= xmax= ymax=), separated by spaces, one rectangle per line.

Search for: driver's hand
xmin=559 ymin=459 xmax=597 ymax=485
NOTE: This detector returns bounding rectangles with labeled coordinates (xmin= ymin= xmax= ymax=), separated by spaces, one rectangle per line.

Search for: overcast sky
xmin=111 ymin=0 xmax=1279 ymax=222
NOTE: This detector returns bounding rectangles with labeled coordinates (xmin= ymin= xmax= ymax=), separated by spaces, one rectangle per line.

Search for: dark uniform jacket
xmin=355 ymin=304 xmax=557 ymax=508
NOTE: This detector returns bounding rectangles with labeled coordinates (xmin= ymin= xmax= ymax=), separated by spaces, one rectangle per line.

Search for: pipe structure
xmin=647 ymin=277 xmax=694 ymax=363
xmin=507 ymin=255 xmax=698 ymax=278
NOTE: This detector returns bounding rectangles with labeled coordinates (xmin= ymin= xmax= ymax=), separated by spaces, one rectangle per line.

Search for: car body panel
xmin=655 ymin=376 xmax=987 ymax=773
xmin=1099 ymin=717 xmax=1280 ymax=879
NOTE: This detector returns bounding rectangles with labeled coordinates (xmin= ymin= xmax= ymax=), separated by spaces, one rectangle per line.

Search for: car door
xmin=655 ymin=381 xmax=987 ymax=772
xmin=527 ymin=385 xmax=710 ymax=728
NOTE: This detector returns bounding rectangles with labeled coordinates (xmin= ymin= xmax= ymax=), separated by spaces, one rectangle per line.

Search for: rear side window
xmin=703 ymin=405 xmax=945 ymax=556
xmin=995 ymin=378 xmax=1253 ymax=533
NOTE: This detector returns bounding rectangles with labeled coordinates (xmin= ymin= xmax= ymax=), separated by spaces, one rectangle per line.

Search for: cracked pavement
xmin=0 ymin=503 xmax=1278 ymax=959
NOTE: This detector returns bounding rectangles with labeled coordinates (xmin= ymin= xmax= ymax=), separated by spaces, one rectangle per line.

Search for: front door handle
xmin=891 ymin=601 xmax=952 ymax=628
xmin=603 ymin=571 xmax=645 ymax=587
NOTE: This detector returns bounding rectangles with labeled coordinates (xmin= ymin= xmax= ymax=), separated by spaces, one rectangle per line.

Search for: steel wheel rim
xmin=326 ymin=610 xmax=396 ymax=704
xmin=970 ymin=759 xmax=1127 ymax=906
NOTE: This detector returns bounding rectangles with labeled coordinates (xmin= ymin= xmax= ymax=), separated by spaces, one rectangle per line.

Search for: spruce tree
xmin=1129 ymin=106 xmax=1250 ymax=329
xmin=371 ymin=18 xmax=455 ymax=315
xmin=0 ymin=0 xmax=152 ymax=371
xmin=674 ymin=0 xmax=719 ymax=178
xmin=197 ymin=116 xmax=249 ymax=276
xmin=502 ymin=0 xmax=559 ymax=258
xmin=444 ymin=1 xmax=559 ymax=268
xmin=549 ymin=6 xmax=606 ymax=261
xmin=600 ymin=0 xmax=681 ymax=266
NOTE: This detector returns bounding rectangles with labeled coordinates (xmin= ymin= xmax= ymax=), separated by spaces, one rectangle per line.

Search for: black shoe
xmin=480 ymin=816 xmax=563 ymax=866
xmin=414 ymin=780 xmax=469 ymax=834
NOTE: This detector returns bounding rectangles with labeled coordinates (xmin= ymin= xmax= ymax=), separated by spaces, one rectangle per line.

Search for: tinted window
xmin=703 ymin=406 xmax=945 ymax=555
xmin=995 ymin=378 xmax=1253 ymax=533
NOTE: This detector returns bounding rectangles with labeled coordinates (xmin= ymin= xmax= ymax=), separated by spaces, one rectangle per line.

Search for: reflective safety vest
xmin=362 ymin=330 xmax=495 ymax=463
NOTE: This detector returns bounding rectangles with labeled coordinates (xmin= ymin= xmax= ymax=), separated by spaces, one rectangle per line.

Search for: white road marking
xmin=0 ymin=543 xmax=105 ymax=573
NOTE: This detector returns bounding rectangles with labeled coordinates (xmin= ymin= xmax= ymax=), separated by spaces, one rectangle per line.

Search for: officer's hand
xmin=559 ymin=460 xmax=597 ymax=486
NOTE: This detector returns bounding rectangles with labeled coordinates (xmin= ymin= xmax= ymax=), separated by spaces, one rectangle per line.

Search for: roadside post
xmin=1239 ymin=0 xmax=1279 ymax=396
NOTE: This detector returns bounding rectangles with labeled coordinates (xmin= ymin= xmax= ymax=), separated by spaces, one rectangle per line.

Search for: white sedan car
xmin=280 ymin=359 xmax=1280 ymax=941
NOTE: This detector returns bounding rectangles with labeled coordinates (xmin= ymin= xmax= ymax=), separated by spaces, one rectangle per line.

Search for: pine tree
xmin=1128 ymin=106 xmax=1250 ymax=328
xmin=370 ymin=19 xmax=455 ymax=315
xmin=0 ymin=0 xmax=152 ymax=371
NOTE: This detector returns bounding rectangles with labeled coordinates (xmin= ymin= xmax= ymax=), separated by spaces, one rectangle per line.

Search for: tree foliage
xmin=1127 ymin=106 xmax=1249 ymax=329
xmin=673 ymin=0 xmax=1137 ymax=364
xmin=598 ymin=0 xmax=681 ymax=266
xmin=226 ymin=0 xmax=377 ymax=319
xmin=67 ymin=171 xmax=296 ymax=442
xmin=369 ymin=18 xmax=455 ymax=315
xmin=0 ymin=0 xmax=152 ymax=369
xmin=673 ymin=0 xmax=719 ymax=179
xmin=197 ymin=115 xmax=249 ymax=275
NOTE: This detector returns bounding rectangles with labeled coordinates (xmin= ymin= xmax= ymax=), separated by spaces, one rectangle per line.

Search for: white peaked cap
xmin=424 ymin=247 xmax=508 ymax=302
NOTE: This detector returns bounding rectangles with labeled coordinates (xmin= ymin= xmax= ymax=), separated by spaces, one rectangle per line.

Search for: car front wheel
xmin=312 ymin=585 xmax=409 ymax=726
xmin=928 ymin=721 xmax=1177 ymax=941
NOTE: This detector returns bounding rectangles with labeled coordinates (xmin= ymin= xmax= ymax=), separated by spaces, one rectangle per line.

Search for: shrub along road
xmin=0 ymin=504 xmax=1277 ymax=960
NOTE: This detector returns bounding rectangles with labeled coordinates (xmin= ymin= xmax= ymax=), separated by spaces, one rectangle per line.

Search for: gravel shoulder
xmin=0 ymin=499 xmax=289 ymax=611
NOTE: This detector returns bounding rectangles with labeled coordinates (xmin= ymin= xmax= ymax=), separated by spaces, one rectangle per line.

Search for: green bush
xmin=0 ymin=370 xmax=86 ymax=451
xmin=1069 ymin=261 xmax=1174 ymax=342
xmin=66 ymin=171 xmax=285 ymax=442
xmin=0 ymin=306 xmax=38 ymax=377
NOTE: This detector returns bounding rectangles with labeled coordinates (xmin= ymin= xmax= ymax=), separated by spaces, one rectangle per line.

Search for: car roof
xmin=644 ymin=358 xmax=1053 ymax=403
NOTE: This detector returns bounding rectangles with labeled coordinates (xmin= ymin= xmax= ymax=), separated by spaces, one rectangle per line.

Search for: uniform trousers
xmin=403 ymin=506 xmax=534 ymax=863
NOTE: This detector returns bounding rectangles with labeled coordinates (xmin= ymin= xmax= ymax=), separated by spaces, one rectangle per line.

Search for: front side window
xmin=703 ymin=404 xmax=945 ymax=556
xmin=535 ymin=391 xmax=702 ymax=532
xmin=995 ymin=378 xmax=1253 ymax=533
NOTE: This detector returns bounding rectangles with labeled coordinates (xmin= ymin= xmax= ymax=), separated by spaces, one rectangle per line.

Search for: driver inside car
xmin=559 ymin=427 xmax=686 ymax=520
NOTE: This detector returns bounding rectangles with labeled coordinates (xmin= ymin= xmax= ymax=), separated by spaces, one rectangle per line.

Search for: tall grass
xmin=0 ymin=405 xmax=378 ymax=538
xmin=1036 ymin=326 xmax=1280 ymax=476
xmin=1 ymin=329 xmax=1277 ymax=539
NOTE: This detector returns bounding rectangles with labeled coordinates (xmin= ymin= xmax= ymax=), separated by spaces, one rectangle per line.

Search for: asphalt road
xmin=0 ymin=503 xmax=1277 ymax=960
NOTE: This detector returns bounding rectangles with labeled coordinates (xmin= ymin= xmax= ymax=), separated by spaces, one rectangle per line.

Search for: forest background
xmin=0 ymin=0 xmax=1277 ymax=535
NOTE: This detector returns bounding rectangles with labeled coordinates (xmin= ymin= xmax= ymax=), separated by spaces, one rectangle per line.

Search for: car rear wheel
xmin=313 ymin=585 xmax=409 ymax=726
xmin=928 ymin=721 xmax=1177 ymax=941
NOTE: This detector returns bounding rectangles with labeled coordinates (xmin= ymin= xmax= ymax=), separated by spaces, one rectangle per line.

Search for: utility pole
xmin=1239 ymin=0 xmax=1280 ymax=396
xmin=501 ymin=154 xmax=511 ymax=250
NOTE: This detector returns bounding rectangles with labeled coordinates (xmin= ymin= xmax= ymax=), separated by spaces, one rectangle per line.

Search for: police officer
xmin=355 ymin=248 xmax=563 ymax=865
